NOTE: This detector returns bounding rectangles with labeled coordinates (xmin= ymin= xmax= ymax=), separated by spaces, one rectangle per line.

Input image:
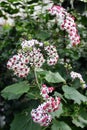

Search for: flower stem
xmin=42 ymin=126 xmax=48 ymax=130
xmin=34 ymin=68 xmax=40 ymax=89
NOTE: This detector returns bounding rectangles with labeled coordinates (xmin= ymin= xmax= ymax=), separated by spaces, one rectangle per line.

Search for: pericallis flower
xmin=31 ymin=84 xmax=61 ymax=126
xmin=7 ymin=39 xmax=59 ymax=77
xmin=49 ymin=5 xmax=80 ymax=47
xmin=70 ymin=71 xmax=86 ymax=89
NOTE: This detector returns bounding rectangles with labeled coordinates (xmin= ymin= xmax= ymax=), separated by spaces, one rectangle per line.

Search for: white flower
xmin=7 ymin=39 xmax=59 ymax=77
xmin=70 ymin=71 xmax=86 ymax=88
xmin=7 ymin=54 xmax=30 ymax=78
xmin=45 ymin=45 xmax=59 ymax=65
xmin=49 ymin=5 xmax=80 ymax=47
xmin=31 ymin=84 xmax=61 ymax=126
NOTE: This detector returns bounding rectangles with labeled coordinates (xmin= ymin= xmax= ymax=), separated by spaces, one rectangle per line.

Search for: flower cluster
xmin=45 ymin=45 xmax=59 ymax=65
xmin=40 ymin=84 xmax=54 ymax=100
xmin=49 ymin=5 xmax=80 ymax=47
xmin=21 ymin=39 xmax=45 ymax=68
xmin=31 ymin=106 xmax=52 ymax=126
xmin=7 ymin=54 xmax=30 ymax=78
xmin=31 ymin=84 xmax=61 ymax=126
xmin=70 ymin=71 xmax=87 ymax=88
xmin=42 ymin=96 xmax=60 ymax=113
xmin=21 ymin=39 xmax=43 ymax=49
xmin=7 ymin=39 xmax=59 ymax=77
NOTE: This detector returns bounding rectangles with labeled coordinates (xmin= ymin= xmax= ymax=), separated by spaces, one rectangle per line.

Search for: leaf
xmin=35 ymin=68 xmax=48 ymax=76
xmin=54 ymin=92 xmax=66 ymax=102
xmin=72 ymin=117 xmax=87 ymax=128
xmin=62 ymin=85 xmax=87 ymax=104
xmin=26 ymin=87 xmax=40 ymax=100
xmin=1 ymin=81 xmax=30 ymax=100
xmin=45 ymin=71 xmax=65 ymax=83
xmin=51 ymin=120 xmax=71 ymax=130
xmin=10 ymin=101 xmax=42 ymax=130
xmin=35 ymin=30 xmax=50 ymax=40
xmin=72 ymin=79 xmax=80 ymax=89
xmin=51 ymin=103 xmax=63 ymax=118
xmin=72 ymin=109 xmax=87 ymax=128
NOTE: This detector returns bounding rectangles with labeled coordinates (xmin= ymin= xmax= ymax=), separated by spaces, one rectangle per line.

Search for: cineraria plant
xmin=1 ymin=1 xmax=87 ymax=130
xmin=7 ymin=39 xmax=59 ymax=78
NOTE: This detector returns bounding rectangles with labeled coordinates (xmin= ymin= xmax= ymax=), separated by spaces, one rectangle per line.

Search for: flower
xmin=31 ymin=106 xmax=52 ymax=126
xmin=49 ymin=5 xmax=80 ymax=47
xmin=7 ymin=39 xmax=59 ymax=77
xmin=7 ymin=54 xmax=30 ymax=78
xmin=45 ymin=45 xmax=59 ymax=65
xmin=42 ymin=96 xmax=61 ymax=113
xmin=31 ymin=84 xmax=61 ymax=126
xmin=70 ymin=71 xmax=83 ymax=81
xmin=70 ymin=71 xmax=86 ymax=89
xmin=40 ymin=84 xmax=54 ymax=100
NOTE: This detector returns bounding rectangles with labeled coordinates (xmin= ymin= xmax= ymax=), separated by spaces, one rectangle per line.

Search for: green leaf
xmin=72 ymin=79 xmax=81 ymax=89
xmin=51 ymin=103 xmax=63 ymax=118
xmin=62 ymin=85 xmax=87 ymax=104
xmin=51 ymin=120 xmax=71 ymax=130
xmin=35 ymin=68 xmax=48 ymax=76
xmin=45 ymin=71 xmax=65 ymax=83
xmin=72 ymin=117 xmax=87 ymax=128
xmin=10 ymin=101 xmax=42 ymax=130
xmin=1 ymin=81 xmax=30 ymax=100
xmin=54 ymin=92 xmax=66 ymax=102
xmin=35 ymin=30 xmax=50 ymax=40
xmin=26 ymin=87 xmax=40 ymax=100
xmin=72 ymin=109 xmax=87 ymax=128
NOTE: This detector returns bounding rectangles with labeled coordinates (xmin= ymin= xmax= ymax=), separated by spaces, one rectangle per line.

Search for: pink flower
xmin=31 ymin=106 xmax=52 ymax=126
xmin=49 ymin=5 xmax=80 ymax=47
xmin=31 ymin=84 xmax=61 ymax=126
xmin=40 ymin=84 xmax=54 ymax=100
xmin=7 ymin=40 xmax=59 ymax=78
xmin=70 ymin=71 xmax=86 ymax=88
xmin=7 ymin=54 xmax=30 ymax=78
xmin=45 ymin=45 xmax=59 ymax=65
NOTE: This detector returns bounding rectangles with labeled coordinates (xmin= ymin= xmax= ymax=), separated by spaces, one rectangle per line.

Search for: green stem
xmin=34 ymin=68 xmax=40 ymax=89
xmin=42 ymin=126 xmax=48 ymax=130
xmin=24 ymin=0 xmax=29 ymax=18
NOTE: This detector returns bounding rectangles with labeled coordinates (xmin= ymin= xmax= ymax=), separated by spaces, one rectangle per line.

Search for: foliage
xmin=0 ymin=0 xmax=87 ymax=130
xmin=1 ymin=81 xmax=30 ymax=100
xmin=10 ymin=101 xmax=42 ymax=130
xmin=45 ymin=71 xmax=65 ymax=83
xmin=51 ymin=120 xmax=72 ymax=130
xmin=62 ymin=85 xmax=87 ymax=104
